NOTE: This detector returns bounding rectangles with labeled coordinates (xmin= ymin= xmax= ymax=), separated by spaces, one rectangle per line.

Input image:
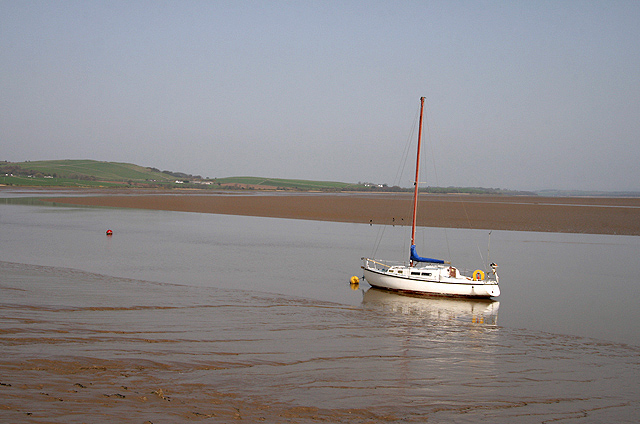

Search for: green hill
xmin=0 ymin=159 xmax=175 ymax=188
xmin=0 ymin=159 xmax=360 ymax=190
xmin=0 ymin=159 xmax=539 ymax=195
xmin=3 ymin=159 xmax=174 ymax=181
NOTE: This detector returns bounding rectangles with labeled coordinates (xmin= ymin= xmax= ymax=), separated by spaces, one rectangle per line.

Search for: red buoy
xmin=106 ymin=229 xmax=113 ymax=236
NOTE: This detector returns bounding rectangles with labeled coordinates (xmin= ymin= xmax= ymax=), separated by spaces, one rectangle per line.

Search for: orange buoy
xmin=106 ymin=229 xmax=113 ymax=236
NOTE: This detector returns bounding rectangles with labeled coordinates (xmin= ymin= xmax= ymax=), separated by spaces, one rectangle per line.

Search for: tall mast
xmin=411 ymin=97 xmax=425 ymax=247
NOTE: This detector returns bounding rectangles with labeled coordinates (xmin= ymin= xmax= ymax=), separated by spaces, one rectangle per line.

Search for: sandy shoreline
xmin=43 ymin=191 xmax=640 ymax=236
xmin=3 ymin=261 xmax=639 ymax=422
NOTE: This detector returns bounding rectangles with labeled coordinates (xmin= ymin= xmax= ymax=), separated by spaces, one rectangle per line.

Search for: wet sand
xmin=47 ymin=192 xmax=640 ymax=235
xmin=2 ymin=261 xmax=639 ymax=422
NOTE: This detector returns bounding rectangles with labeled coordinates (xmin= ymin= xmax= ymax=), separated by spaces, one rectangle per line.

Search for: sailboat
xmin=361 ymin=97 xmax=501 ymax=298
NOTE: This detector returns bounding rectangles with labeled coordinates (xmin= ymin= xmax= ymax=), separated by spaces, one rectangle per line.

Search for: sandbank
xmin=45 ymin=192 xmax=640 ymax=236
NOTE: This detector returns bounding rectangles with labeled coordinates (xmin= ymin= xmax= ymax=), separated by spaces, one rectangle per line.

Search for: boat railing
xmin=458 ymin=269 xmax=475 ymax=278
xmin=362 ymin=258 xmax=410 ymax=271
xmin=363 ymin=258 xmax=498 ymax=283
xmin=458 ymin=268 xmax=499 ymax=283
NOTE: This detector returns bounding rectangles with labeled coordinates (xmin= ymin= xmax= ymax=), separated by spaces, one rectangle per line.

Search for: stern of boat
xmin=362 ymin=257 xmax=392 ymax=273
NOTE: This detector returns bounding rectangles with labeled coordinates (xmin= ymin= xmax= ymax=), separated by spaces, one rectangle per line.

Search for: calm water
xmin=1 ymin=189 xmax=639 ymax=422
xmin=2 ymin=190 xmax=639 ymax=346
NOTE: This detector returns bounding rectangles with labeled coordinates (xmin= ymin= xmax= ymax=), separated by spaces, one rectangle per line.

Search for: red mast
xmin=411 ymin=97 xmax=425 ymax=248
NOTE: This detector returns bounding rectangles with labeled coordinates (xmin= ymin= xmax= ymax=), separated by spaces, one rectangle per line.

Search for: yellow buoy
xmin=350 ymin=276 xmax=360 ymax=285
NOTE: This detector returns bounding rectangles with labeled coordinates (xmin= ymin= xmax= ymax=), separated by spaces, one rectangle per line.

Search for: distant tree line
xmin=0 ymin=164 xmax=39 ymax=176
xmin=421 ymin=186 xmax=536 ymax=196
xmin=147 ymin=167 xmax=203 ymax=180
xmin=347 ymin=183 xmax=535 ymax=195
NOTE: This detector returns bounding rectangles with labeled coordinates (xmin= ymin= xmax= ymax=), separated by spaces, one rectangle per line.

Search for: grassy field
xmin=0 ymin=160 xmax=361 ymax=191
xmin=0 ymin=159 xmax=545 ymax=195
xmin=2 ymin=160 xmax=174 ymax=182
xmin=0 ymin=175 xmax=124 ymax=187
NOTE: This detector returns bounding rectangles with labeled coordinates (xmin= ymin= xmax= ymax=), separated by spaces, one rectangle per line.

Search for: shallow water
xmin=1 ymin=262 xmax=639 ymax=422
xmin=1 ymin=191 xmax=639 ymax=346
xmin=1 ymin=190 xmax=640 ymax=422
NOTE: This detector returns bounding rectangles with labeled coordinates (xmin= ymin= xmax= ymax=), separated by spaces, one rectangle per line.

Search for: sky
xmin=1 ymin=1 xmax=639 ymax=192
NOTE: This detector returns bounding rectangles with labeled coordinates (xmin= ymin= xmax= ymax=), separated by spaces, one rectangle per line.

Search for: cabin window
xmin=422 ymin=272 xmax=432 ymax=276
xmin=411 ymin=271 xmax=420 ymax=276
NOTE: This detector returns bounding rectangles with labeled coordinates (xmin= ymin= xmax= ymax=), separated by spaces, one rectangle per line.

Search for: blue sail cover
xmin=410 ymin=245 xmax=444 ymax=264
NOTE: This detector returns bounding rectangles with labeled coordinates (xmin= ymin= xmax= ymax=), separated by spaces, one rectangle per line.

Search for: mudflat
xmin=47 ymin=192 xmax=640 ymax=236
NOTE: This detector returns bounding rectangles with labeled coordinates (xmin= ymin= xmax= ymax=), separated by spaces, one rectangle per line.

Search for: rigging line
xmin=371 ymin=104 xmax=421 ymax=259
xmin=454 ymin=175 xmax=486 ymax=265
xmin=392 ymin=105 xmax=421 ymax=187
xmin=427 ymin=99 xmax=485 ymax=266
xmin=422 ymin=98 xmax=439 ymax=188
xmin=421 ymin=98 xmax=452 ymax=261
xmin=422 ymin=101 xmax=487 ymax=265
xmin=477 ymin=242 xmax=486 ymax=269
xmin=402 ymin=224 xmax=411 ymax=264
xmin=487 ymin=230 xmax=492 ymax=266
xmin=370 ymin=224 xmax=385 ymax=258
xmin=475 ymin=231 xmax=492 ymax=270
xmin=455 ymin=187 xmax=489 ymax=267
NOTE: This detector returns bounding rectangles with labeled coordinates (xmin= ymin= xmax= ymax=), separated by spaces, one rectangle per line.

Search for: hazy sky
xmin=2 ymin=1 xmax=639 ymax=191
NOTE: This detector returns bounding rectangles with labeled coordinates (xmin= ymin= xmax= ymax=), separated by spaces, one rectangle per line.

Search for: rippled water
xmin=1 ymin=190 xmax=639 ymax=422
xmin=2 ymin=262 xmax=639 ymax=422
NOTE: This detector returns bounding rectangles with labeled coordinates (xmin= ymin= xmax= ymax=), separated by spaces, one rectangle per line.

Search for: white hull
xmin=362 ymin=259 xmax=500 ymax=298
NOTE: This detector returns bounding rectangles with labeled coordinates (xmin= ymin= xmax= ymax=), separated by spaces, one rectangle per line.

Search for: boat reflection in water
xmin=362 ymin=288 xmax=499 ymax=326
